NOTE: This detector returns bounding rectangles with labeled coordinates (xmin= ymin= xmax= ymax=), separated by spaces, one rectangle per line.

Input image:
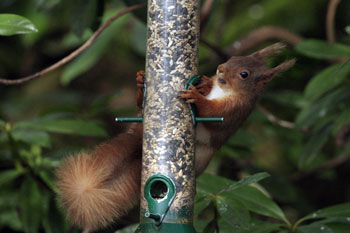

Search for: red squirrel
xmin=56 ymin=43 xmax=295 ymax=233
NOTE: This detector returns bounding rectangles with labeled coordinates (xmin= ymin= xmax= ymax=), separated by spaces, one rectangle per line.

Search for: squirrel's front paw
xmin=195 ymin=76 xmax=213 ymax=96
xmin=181 ymin=84 xmax=204 ymax=103
xmin=136 ymin=70 xmax=145 ymax=109
xmin=136 ymin=70 xmax=145 ymax=89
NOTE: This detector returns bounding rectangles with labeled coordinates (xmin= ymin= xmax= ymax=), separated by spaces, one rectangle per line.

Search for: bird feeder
xmin=116 ymin=0 xmax=222 ymax=232
xmin=135 ymin=0 xmax=199 ymax=232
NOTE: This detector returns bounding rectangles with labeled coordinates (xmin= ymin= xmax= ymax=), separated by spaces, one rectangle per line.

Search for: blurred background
xmin=0 ymin=0 xmax=349 ymax=232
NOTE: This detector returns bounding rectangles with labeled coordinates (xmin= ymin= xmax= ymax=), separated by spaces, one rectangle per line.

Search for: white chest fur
xmin=206 ymin=80 xmax=234 ymax=100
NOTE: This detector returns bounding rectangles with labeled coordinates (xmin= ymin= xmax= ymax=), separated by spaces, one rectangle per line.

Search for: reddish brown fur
xmin=195 ymin=76 xmax=213 ymax=96
xmin=56 ymin=123 xmax=142 ymax=232
xmin=181 ymin=43 xmax=294 ymax=148
xmin=136 ymin=70 xmax=145 ymax=108
xmin=56 ymin=43 xmax=294 ymax=232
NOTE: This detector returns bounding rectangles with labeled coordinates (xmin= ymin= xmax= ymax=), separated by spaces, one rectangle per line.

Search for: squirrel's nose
xmin=217 ymin=65 xmax=226 ymax=73
xmin=217 ymin=65 xmax=227 ymax=84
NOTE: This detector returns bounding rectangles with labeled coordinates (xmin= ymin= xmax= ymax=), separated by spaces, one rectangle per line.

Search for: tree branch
xmin=0 ymin=4 xmax=146 ymax=85
xmin=326 ymin=0 xmax=341 ymax=44
xmin=226 ymin=26 xmax=303 ymax=55
xmin=256 ymin=104 xmax=296 ymax=129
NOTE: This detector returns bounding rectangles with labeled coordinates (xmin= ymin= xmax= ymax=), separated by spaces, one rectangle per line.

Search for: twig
xmin=326 ymin=0 xmax=341 ymax=44
xmin=226 ymin=26 xmax=303 ymax=55
xmin=290 ymin=155 xmax=349 ymax=182
xmin=0 ymin=4 xmax=146 ymax=85
xmin=256 ymin=104 xmax=296 ymax=129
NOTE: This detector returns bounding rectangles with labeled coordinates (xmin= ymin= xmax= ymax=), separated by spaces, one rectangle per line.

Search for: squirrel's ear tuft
xmin=250 ymin=43 xmax=286 ymax=60
xmin=273 ymin=59 xmax=296 ymax=75
xmin=263 ymin=59 xmax=296 ymax=78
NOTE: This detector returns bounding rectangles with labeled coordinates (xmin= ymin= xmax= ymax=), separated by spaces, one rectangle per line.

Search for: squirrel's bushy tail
xmin=56 ymin=124 xmax=142 ymax=232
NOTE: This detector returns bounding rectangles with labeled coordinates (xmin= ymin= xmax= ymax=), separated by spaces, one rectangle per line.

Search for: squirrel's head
xmin=216 ymin=43 xmax=295 ymax=96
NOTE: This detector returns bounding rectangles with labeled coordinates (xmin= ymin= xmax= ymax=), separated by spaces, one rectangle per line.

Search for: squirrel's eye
xmin=239 ymin=72 xmax=249 ymax=79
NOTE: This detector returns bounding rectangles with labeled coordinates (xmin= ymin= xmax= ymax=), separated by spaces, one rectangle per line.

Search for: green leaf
xmin=231 ymin=185 xmax=288 ymax=224
xmin=303 ymin=203 xmax=350 ymax=221
xmin=217 ymin=219 xmax=236 ymax=233
xmin=222 ymin=220 xmax=282 ymax=233
xmin=61 ymin=8 xmax=129 ymax=85
xmin=245 ymin=221 xmax=282 ymax=233
xmin=194 ymin=191 xmax=212 ymax=216
xmin=0 ymin=208 xmax=22 ymax=231
xmin=0 ymin=14 xmax=38 ymax=36
xmin=298 ymin=122 xmax=333 ymax=169
xmin=220 ymin=172 xmax=270 ymax=193
xmin=19 ymin=177 xmax=42 ymax=233
xmin=42 ymin=196 xmax=70 ymax=233
xmin=325 ymin=220 xmax=350 ymax=233
xmin=197 ymin=173 xmax=234 ymax=194
xmin=194 ymin=219 xmax=208 ymax=233
xmin=296 ymin=39 xmax=350 ymax=59
xmin=12 ymin=129 xmax=51 ymax=148
xmin=332 ymin=109 xmax=350 ymax=134
xmin=15 ymin=118 xmax=107 ymax=137
xmin=0 ymin=190 xmax=22 ymax=231
xmin=304 ymin=62 xmax=350 ymax=101
xmin=0 ymin=188 xmax=19 ymax=210
xmin=38 ymin=171 xmax=57 ymax=193
xmin=202 ymin=220 xmax=216 ymax=233
xmin=296 ymin=85 xmax=350 ymax=128
xmin=302 ymin=217 xmax=350 ymax=233
xmin=298 ymin=224 xmax=335 ymax=233
xmin=197 ymin=174 xmax=288 ymax=224
xmin=217 ymin=194 xmax=250 ymax=228
xmin=0 ymin=169 xmax=23 ymax=187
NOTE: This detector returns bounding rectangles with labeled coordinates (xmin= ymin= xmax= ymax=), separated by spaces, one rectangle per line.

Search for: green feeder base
xmin=135 ymin=223 xmax=196 ymax=233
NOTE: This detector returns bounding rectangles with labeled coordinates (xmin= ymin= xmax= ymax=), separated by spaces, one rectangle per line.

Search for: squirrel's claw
xmin=194 ymin=77 xmax=213 ymax=96
xmin=180 ymin=86 xmax=204 ymax=103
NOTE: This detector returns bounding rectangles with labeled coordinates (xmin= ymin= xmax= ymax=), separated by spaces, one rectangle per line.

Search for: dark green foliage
xmin=0 ymin=14 xmax=38 ymax=36
xmin=0 ymin=0 xmax=349 ymax=233
xmin=295 ymin=40 xmax=350 ymax=60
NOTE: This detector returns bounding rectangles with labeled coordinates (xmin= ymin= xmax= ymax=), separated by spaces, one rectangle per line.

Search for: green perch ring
xmin=115 ymin=75 xmax=223 ymax=126
xmin=185 ymin=75 xmax=224 ymax=126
